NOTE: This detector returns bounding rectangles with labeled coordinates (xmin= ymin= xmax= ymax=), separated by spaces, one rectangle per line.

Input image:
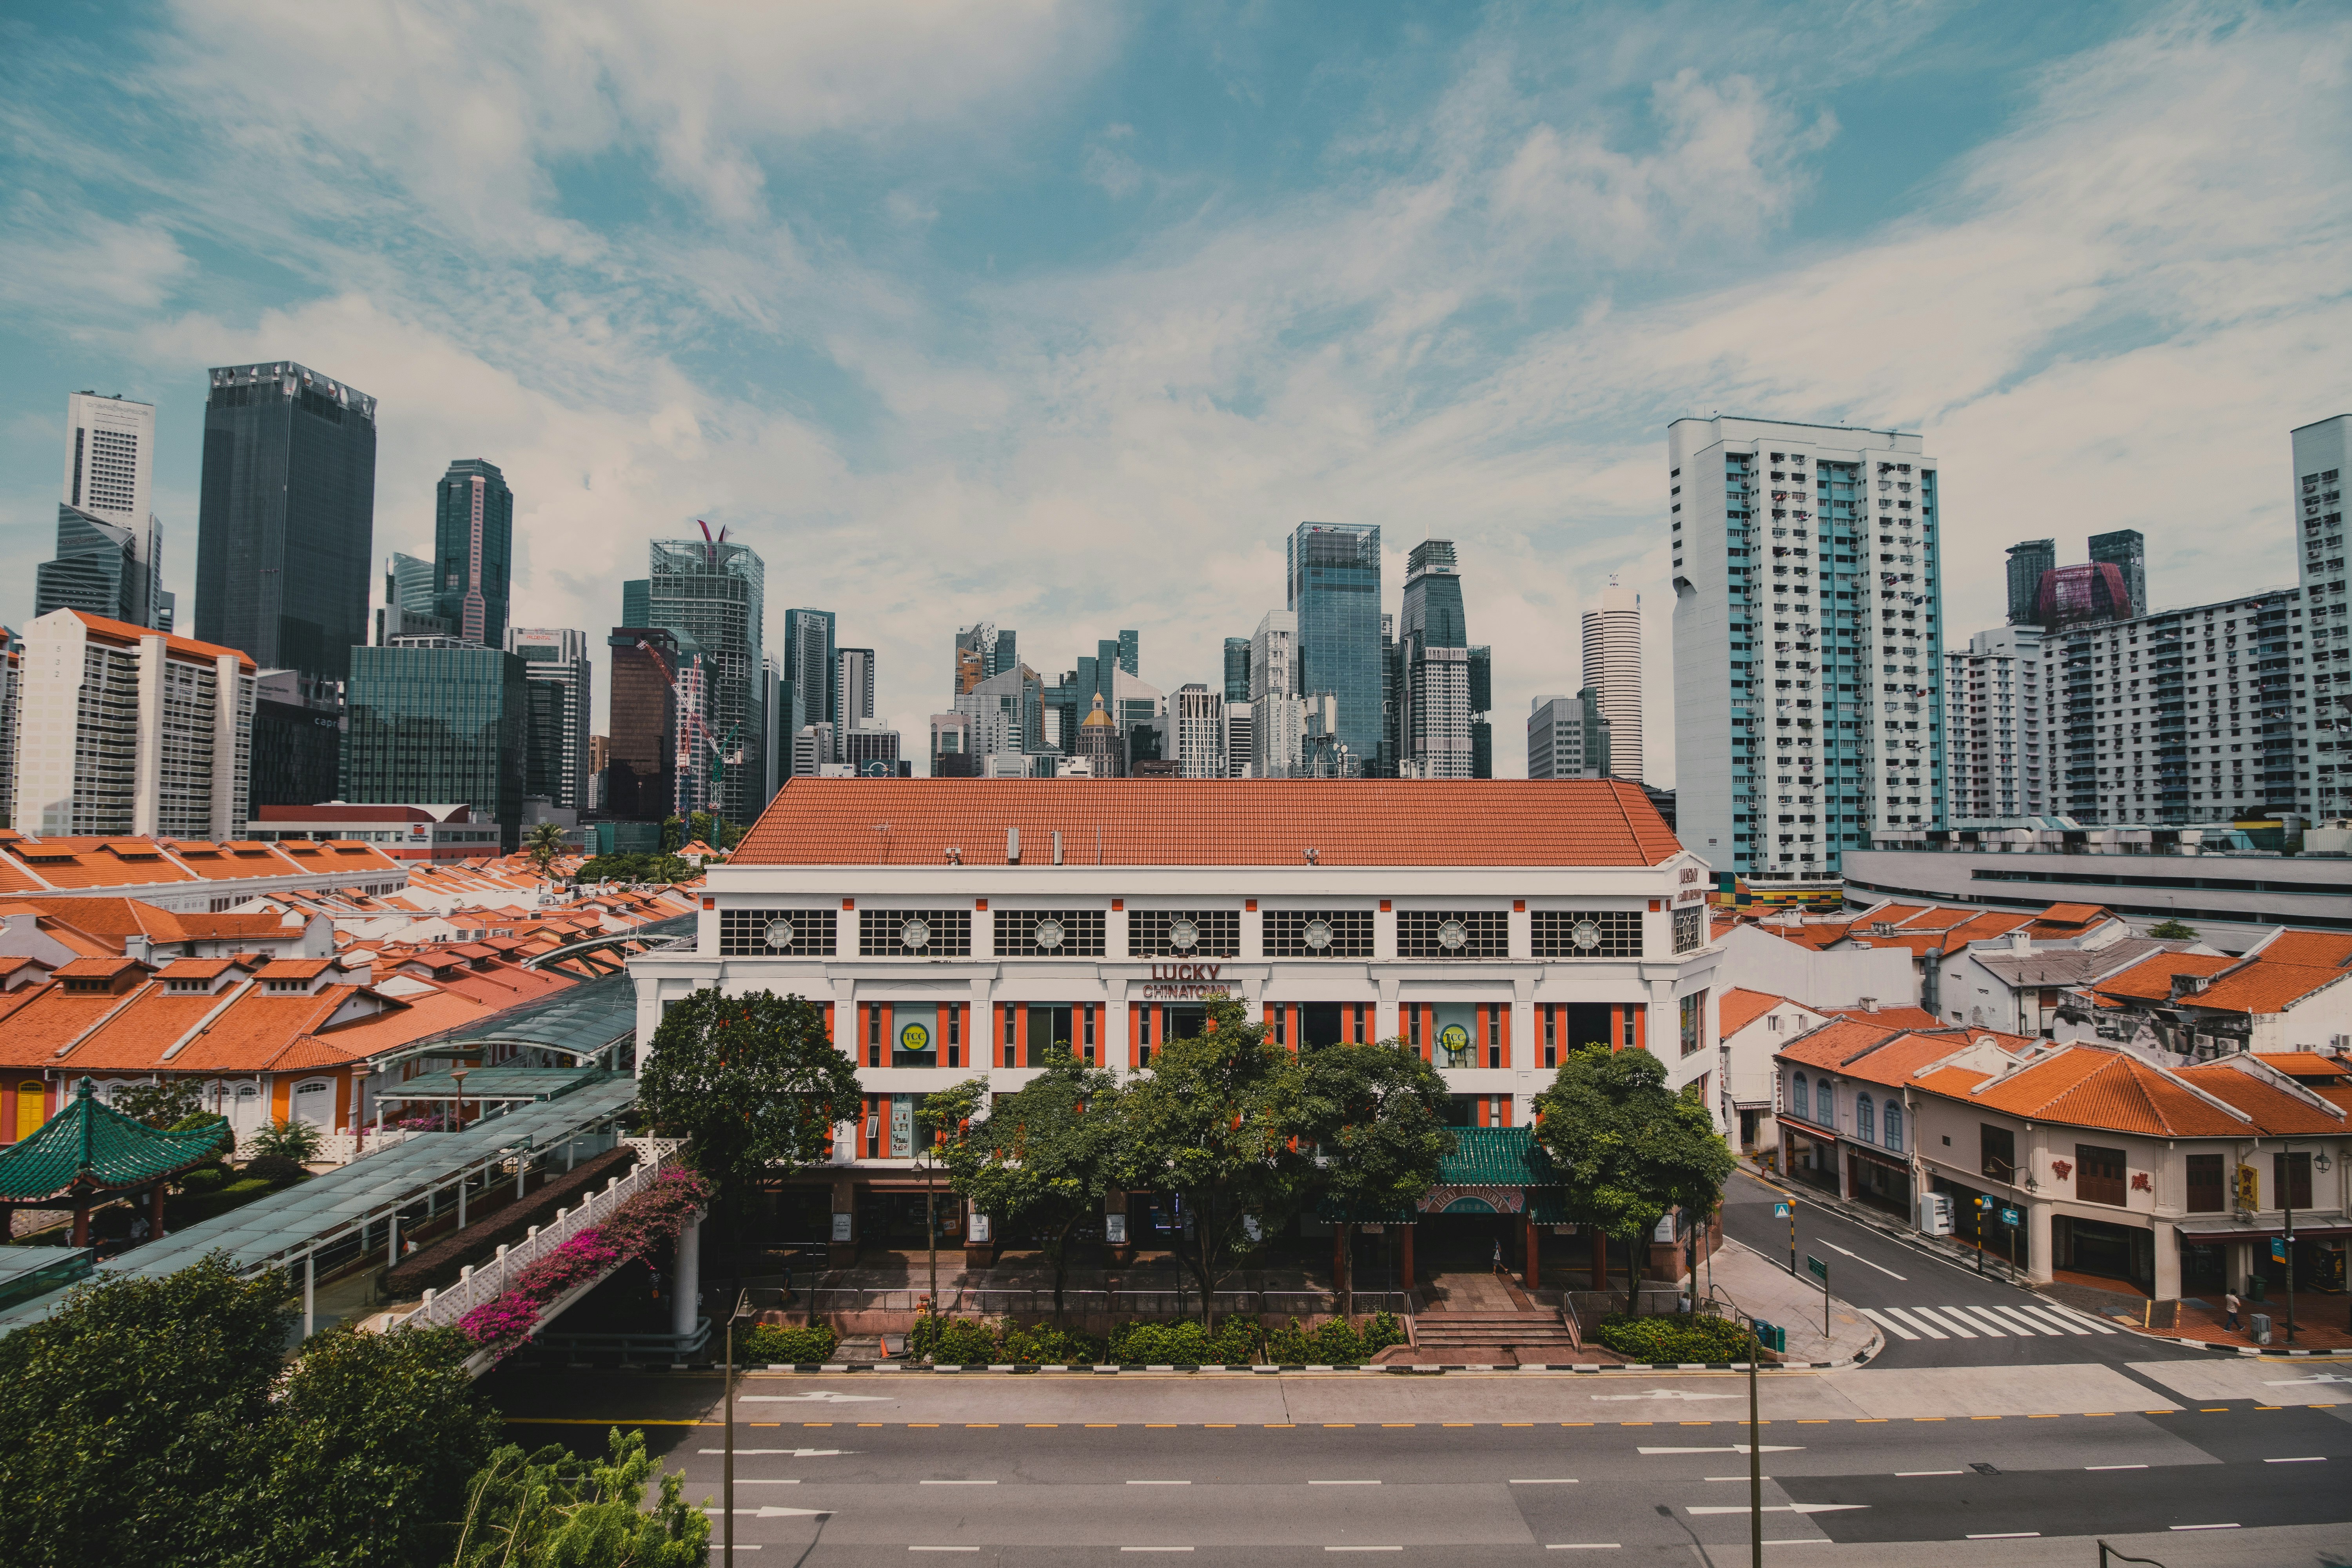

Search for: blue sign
xmin=2270 ymin=1237 xmax=2288 ymax=1263
xmin=1773 ymin=1202 xmax=1792 ymax=1221
xmin=2000 ymin=1207 xmax=2020 ymax=1227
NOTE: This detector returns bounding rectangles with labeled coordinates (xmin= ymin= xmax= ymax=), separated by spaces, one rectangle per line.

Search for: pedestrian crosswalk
xmin=1858 ymin=1302 xmax=2118 ymax=1340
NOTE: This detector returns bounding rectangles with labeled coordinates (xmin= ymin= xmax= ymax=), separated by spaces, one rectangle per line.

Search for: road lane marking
xmin=700 ymin=1448 xmax=849 ymax=1456
xmin=2265 ymin=1457 xmax=2327 ymax=1464
xmin=919 ymin=1480 xmax=996 ymax=1485
xmin=740 ymin=1391 xmax=892 ymax=1403
xmin=1947 ymin=1306 xmax=2015 ymax=1336
xmin=1310 ymin=1479 xmax=1381 ymax=1485
xmin=1325 ymin=1549 xmax=1402 ymax=1553
xmin=909 ymin=1550 xmax=980 ymax=1554
xmin=1546 ymin=1546 xmax=1621 ymax=1551
xmin=1896 ymin=1470 xmax=1963 ymax=1476
xmin=1968 ymin=1533 xmax=2038 ymax=1540
xmin=1591 ymin=1389 xmax=1738 ymax=1403
xmin=1128 ymin=1480 xmax=1191 ymax=1486
xmin=1908 ymin=1307 xmax=1977 ymax=1338
xmin=1882 ymin=1308 xmax=1948 ymax=1340
xmin=1860 ymin=1310 xmax=1916 ymax=1341
xmin=1511 ymin=1479 xmax=1581 ymax=1485
xmin=1122 ymin=1550 xmax=1195 ymax=1553
xmin=2085 ymin=1464 xmax=2146 ymax=1471
xmin=1983 ymin=1305 xmax=2064 ymax=1336
xmin=2171 ymin=1524 xmax=2239 ymax=1531
xmin=1818 ymin=1241 xmax=1904 ymax=1280
xmin=2013 ymin=1304 xmax=2098 ymax=1336
xmin=733 ymin=1480 xmax=802 ymax=1486
xmin=1639 ymin=1446 xmax=1803 ymax=1454
xmin=1687 ymin=1504 xmax=1866 ymax=1515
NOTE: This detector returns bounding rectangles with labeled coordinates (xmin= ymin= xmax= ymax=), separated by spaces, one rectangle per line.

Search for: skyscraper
xmin=508 ymin=627 xmax=594 ymax=811
xmin=433 ymin=459 xmax=513 ymax=647
xmin=1468 ymin=643 xmax=1493 ymax=780
xmin=343 ymin=642 xmax=529 ymax=849
xmin=837 ymin=646 xmax=877 ymax=727
xmin=606 ymin=627 xmax=684 ymax=820
xmin=1527 ymin=691 xmax=1610 ymax=780
xmin=2005 ymin=540 xmax=2056 ymax=626
xmin=2087 ymin=530 xmax=2145 ymax=622
xmin=1944 ymin=626 xmax=2045 ymax=820
xmin=2293 ymin=414 xmax=2348 ymax=818
xmin=1669 ymin=416 xmax=1944 ymax=883
xmin=1249 ymin=608 xmax=1303 ymax=779
xmin=1394 ymin=539 xmax=1474 ymax=778
xmin=51 ymin=392 xmax=168 ymax=630
xmin=373 ymin=552 xmax=450 ymax=644
xmin=781 ymin=608 xmax=837 ymax=773
xmin=1173 ymin=682 xmax=1226 ymax=778
xmin=1223 ymin=637 xmax=1251 ymax=702
xmin=644 ymin=532 xmax=766 ymax=822
xmin=195 ymin=362 xmax=377 ymax=684
xmin=1581 ymin=579 xmax=1643 ymax=784
xmin=1287 ymin=521 xmax=1382 ymax=773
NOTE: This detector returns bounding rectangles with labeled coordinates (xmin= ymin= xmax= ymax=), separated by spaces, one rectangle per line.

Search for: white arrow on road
xmin=739 ymin=1391 xmax=893 ymax=1403
xmin=701 ymin=1448 xmax=854 ymax=1457
xmin=1688 ymin=1504 xmax=1866 ymax=1515
xmin=2264 ymin=1372 xmax=2352 ymax=1386
xmin=1818 ymin=1241 xmax=1905 ymax=1281
xmin=1639 ymin=1445 xmax=1805 ymax=1455
xmin=705 ymin=1506 xmax=834 ymax=1517
xmin=1592 ymin=1389 xmax=1741 ymax=1402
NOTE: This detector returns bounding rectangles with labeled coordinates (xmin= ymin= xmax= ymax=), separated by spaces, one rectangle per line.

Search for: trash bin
xmin=2248 ymin=1274 xmax=2268 ymax=1302
xmin=2250 ymin=1312 xmax=2272 ymax=1345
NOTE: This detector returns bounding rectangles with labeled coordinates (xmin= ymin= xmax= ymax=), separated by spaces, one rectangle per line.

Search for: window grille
xmin=1529 ymin=909 xmax=1642 ymax=958
xmin=1396 ymin=910 xmax=1509 ymax=959
xmin=857 ymin=909 xmax=972 ymax=957
xmin=1673 ymin=906 xmax=1704 ymax=953
xmin=719 ymin=907 xmax=838 ymax=957
xmin=1264 ymin=909 xmax=1374 ymax=958
xmin=1128 ymin=908 xmax=1241 ymax=958
xmin=996 ymin=909 xmax=1106 ymax=958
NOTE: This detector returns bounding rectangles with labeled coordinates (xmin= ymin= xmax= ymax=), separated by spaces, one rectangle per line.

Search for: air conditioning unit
xmin=1916 ymin=1191 xmax=1953 ymax=1237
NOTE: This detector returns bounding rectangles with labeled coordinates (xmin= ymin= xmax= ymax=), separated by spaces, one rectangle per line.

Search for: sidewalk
xmin=2159 ymin=1294 xmax=2352 ymax=1352
xmin=1739 ymin=1158 xmax=2031 ymax=1287
xmin=1691 ymin=1236 xmax=1878 ymax=1366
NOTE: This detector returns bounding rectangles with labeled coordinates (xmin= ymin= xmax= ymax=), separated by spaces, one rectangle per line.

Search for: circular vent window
xmin=762 ymin=916 xmax=796 ymax=949
xmin=1168 ymin=918 xmax=1199 ymax=951
xmin=899 ymin=918 xmax=931 ymax=950
xmin=1302 ymin=918 xmax=1333 ymax=951
xmin=1033 ymin=918 xmax=1065 ymax=950
xmin=1572 ymin=918 xmax=1602 ymax=951
xmin=1437 ymin=918 xmax=1468 ymax=951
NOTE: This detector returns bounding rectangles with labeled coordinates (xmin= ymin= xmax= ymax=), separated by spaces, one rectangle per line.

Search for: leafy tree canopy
xmin=573 ymin=851 xmax=695 ymax=886
xmin=525 ymin=820 xmax=570 ymax=875
xmin=1293 ymin=1037 xmax=1456 ymax=1314
xmin=111 ymin=1078 xmax=203 ymax=1130
xmin=636 ymin=987 xmax=863 ymax=1213
xmin=2148 ymin=918 xmax=2200 ymax=941
xmin=450 ymin=1430 xmax=708 ymax=1568
xmin=1532 ymin=1045 xmax=1733 ymax=1313
xmin=1118 ymin=993 xmax=1313 ymax=1323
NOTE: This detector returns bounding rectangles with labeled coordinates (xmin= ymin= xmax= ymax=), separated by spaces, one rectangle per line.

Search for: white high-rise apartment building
xmin=507 ymin=626 xmax=594 ymax=812
xmin=58 ymin=391 xmax=170 ymax=631
xmin=1670 ymin=416 xmax=1945 ymax=883
xmin=837 ymin=647 xmax=877 ymax=727
xmin=1581 ymin=580 xmax=1642 ymax=784
xmin=1173 ymin=683 xmax=1227 ymax=778
xmin=1249 ymin=609 xmax=1304 ymax=778
xmin=2296 ymin=415 xmax=2350 ymax=818
xmin=1224 ymin=708 xmax=1255 ymax=778
xmin=1944 ymin=627 xmax=2047 ymax=821
xmin=12 ymin=608 xmax=254 ymax=839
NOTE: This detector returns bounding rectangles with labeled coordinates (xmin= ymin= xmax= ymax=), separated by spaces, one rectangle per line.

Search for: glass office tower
xmin=1223 ymin=637 xmax=1251 ymax=702
xmin=645 ymin=536 xmax=766 ymax=822
xmin=1287 ymin=521 xmax=1383 ymax=772
xmin=782 ymin=606 xmax=836 ymax=773
xmin=341 ymin=642 xmax=529 ymax=848
xmin=433 ymin=458 xmax=513 ymax=648
xmin=195 ymin=363 xmax=377 ymax=683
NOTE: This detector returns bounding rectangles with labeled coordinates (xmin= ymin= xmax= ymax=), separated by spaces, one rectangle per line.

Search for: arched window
xmin=1791 ymin=1073 xmax=1809 ymax=1121
xmin=1819 ymin=1080 xmax=1836 ymax=1129
xmin=1883 ymin=1099 xmax=1904 ymax=1152
xmin=1856 ymin=1093 xmax=1875 ymax=1144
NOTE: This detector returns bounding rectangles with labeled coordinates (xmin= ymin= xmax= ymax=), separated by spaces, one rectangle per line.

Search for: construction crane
xmin=633 ymin=636 xmax=744 ymax=831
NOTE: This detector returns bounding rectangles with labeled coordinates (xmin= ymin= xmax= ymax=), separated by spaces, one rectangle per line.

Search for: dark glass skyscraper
xmin=2005 ymin=539 xmax=2056 ymax=626
xmin=432 ymin=458 xmax=513 ymax=647
xmin=2087 ymin=529 xmax=2145 ymax=621
xmin=1289 ymin=522 xmax=1382 ymax=771
xmin=645 ymin=535 xmax=765 ymax=822
xmin=35 ymin=505 xmax=145 ymax=625
xmin=607 ymin=627 xmax=683 ymax=820
xmin=782 ymin=606 xmax=836 ymax=774
xmin=195 ymin=363 xmax=377 ymax=682
xmin=341 ymin=642 xmax=528 ymax=848
xmin=1223 ymin=637 xmax=1251 ymax=702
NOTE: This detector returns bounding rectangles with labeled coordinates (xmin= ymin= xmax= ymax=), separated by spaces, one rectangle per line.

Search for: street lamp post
xmin=1704 ymin=1284 xmax=1765 ymax=1568
xmin=723 ymin=1288 xmax=754 ymax=1566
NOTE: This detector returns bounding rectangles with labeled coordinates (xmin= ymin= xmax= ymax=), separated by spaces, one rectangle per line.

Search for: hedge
xmin=739 ymin=1323 xmax=839 ymax=1364
xmin=1594 ymin=1312 xmax=1756 ymax=1363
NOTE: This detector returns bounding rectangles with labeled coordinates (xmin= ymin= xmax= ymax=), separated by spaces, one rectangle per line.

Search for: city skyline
xmin=7 ymin=8 xmax=2346 ymax=785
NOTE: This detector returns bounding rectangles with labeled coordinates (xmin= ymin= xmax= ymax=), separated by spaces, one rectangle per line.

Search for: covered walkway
xmin=0 ymin=1077 xmax=642 ymax=1337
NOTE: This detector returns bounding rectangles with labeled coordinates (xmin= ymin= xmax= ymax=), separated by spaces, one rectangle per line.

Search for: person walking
xmin=2223 ymin=1289 xmax=2241 ymax=1332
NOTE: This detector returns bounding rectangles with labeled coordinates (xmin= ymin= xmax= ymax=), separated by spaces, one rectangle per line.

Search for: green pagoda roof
xmin=1436 ymin=1126 xmax=1561 ymax=1187
xmin=0 ymin=1079 xmax=231 ymax=1203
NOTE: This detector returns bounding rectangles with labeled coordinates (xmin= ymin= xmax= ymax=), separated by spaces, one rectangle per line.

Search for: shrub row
xmin=1593 ymin=1312 xmax=1756 ymax=1363
xmin=738 ymin=1323 xmax=841 ymax=1364
xmin=899 ymin=1312 xmax=1407 ymax=1367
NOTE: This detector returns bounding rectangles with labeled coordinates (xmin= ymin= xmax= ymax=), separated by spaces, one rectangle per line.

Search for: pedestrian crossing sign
xmin=1773 ymin=1202 xmax=1791 ymax=1220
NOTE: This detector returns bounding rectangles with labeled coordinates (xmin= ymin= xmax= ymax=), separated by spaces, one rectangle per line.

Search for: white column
xmin=672 ymin=1215 xmax=702 ymax=1338
xmin=2152 ymin=1221 xmax=2181 ymax=1300
xmin=212 ymin=653 xmax=245 ymax=839
xmin=133 ymin=635 xmax=167 ymax=837
xmin=2025 ymin=1201 xmax=2054 ymax=1283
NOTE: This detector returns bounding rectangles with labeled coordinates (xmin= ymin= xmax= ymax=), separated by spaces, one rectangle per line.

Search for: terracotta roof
xmin=2189 ymin=961 xmax=2352 ymax=1015
xmin=2254 ymin=931 xmax=2352 ymax=968
xmin=728 ymin=778 xmax=1686 ymax=868
xmin=1965 ymin=1048 xmax=2249 ymax=1137
xmin=53 ymin=956 xmax=151 ymax=979
xmin=2088 ymin=951 xmax=2238 ymax=1004
xmin=53 ymin=609 xmax=256 ymax=672
xmin=158 ymin=958 xmax=243 ymax=979
xmin=1718 ymin=988 xmax=1795 ymax=1036
xmin=1817 ymin=1004 xmax=1942 ymax=1029
xmin=2254 ymin=1053 xmax=2352 ymax=1083
xmin=2173 ymin=1063 xmax=2347 ymax=1135
xmin=2034 ymin=902 xmax=2110 ymax=926
xmin=255 ymin=958 xmax=336 ymax=979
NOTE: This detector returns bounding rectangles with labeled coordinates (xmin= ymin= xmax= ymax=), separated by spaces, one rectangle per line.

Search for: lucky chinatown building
xmin=632 ymin=778 xmax=1722 ymax=1261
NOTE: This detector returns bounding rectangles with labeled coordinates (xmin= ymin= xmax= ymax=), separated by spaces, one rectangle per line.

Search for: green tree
xmin=1118 ymin=993 xmax=1312 ymax=1327
xmin=450 ymin=1430 xmax=708 ymax=1568
xmin=1533 ymin=1046 xmax=1735 ymax=1317
xmin=220 ymin=1325 xmax=499 ymax=1567
xmin=112 ymin=1078 xmax=203 ymax=1129
xmin=925 ymin=1055 xmax=1130 ymax=1324
xmin=1293 ymin=1038 xmax=1455 ymax=1318
xmin=0 ymin=1256 xmax=289 ymax=1566
xmin=636 ymin=988 xmax=863 ymax=1270
xmin=661 ymin=814 xmax=685 ymax=853
xmin=526 ymin=821 xmax=570 ymax=877
xmin=2148 ymin=918 xmax=2200 ymax=941
xmin=245 ymin=1116 xmax=325 ymax=1165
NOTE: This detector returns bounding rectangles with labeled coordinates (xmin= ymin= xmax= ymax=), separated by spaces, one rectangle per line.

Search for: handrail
xmin=405 ymin=1139 xmax=683 ymax=1332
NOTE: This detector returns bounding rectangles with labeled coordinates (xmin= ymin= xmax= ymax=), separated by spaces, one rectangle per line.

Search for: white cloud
xmin=0 ymin=203 xmax=191 ymax=316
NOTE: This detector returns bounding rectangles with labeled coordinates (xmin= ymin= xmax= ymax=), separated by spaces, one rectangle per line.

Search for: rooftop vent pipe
xmin=1007 ymin=827 xmax=1021 ymax=864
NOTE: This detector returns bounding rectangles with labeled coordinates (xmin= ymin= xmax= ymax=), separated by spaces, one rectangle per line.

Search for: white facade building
xmin=1581 ymin=579 xmax=1642 ymax=785
xmin=1223 ymin=708 xmax=1255 ymax=779
xmin=2295 ymin=415 xmax=2349 ymax=818
xmin=60 ymin=392 xmax=167 ymax=630
xmin=1945 ymin=625 xmax=2047 ymax=821
xmin=633 ymin=779 xmax=1724 ymax=1242
xmin=1173 ymin=683 xmax=1226 ymax=778
xmin=1670 ymin=416 xmax=1945 ymax=884
xmin=11 ymin=609 xmax=254 ymax=840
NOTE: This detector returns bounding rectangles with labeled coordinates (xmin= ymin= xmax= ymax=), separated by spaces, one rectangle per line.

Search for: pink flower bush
xmin=454 ymin=1165 xmax=711 ymax=1354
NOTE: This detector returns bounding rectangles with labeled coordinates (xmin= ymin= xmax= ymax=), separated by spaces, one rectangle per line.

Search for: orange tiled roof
xmin=2173 ymin=1063 xmax=2347 ymax=1135
xmin=2253 ymin=1052 xmax=2352 ymax=1082
xmin=1717 ymin=988 xmax=1793 ymax=1036
xmin=1964 ymin=1048 xmax=2249 ymax=1137
xmin=2087 ymin=951 xmax=2238 ymax=1003
xmin=1818 ymin=1004 xmax=1942 ymax=1029
xmin=2034 ymin=902 xmax=2111 ymax=926
xmin=2189 ymin=961 xmax=2352 ymax=1015
xmin=2254 ymin=931 xmax=2352 ymax=967
xmin=55 ymin=609 xmax=256 ymax=671
xmin=729 ymin=778 xmax=1686 ymax=868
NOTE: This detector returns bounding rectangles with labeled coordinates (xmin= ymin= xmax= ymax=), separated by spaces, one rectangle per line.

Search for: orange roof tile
xmin=2089 ymin=951 xmax=2238 ymax=1003
xmin=2255 ymin=931 xmax=2352 ymax=968
xmin=730 ymin=778 xmax=1686 ymax=868
xmin=1818 ymin=1004 xmax=1942 ymax=1029
xmin=2035 ymin=902 xmax=2111 ymax=926
xmin=1718 ymin=988 xmax=1795 ymax=1036
xmin=55 ymin=609 xmax=256 ymax=672
xmin=2253 ymin=1052 xmax=2352 ymax=1082
xmin=2189 ymin=962 xmax=2352 ymax=1015
xmin=1965 ymin=1048 xmax=2249 ymax=1137
xmin=2173 ymin=1064 xmax=2347 ymax=1135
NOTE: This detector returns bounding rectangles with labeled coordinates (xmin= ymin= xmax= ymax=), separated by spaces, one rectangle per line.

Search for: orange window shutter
xmin=1634 ymin=1007 xmax=1646 ymax=1052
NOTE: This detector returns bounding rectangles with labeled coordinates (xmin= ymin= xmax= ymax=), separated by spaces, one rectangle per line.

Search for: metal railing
xmin=406 ymin=1139 xmax=683 ymax=1332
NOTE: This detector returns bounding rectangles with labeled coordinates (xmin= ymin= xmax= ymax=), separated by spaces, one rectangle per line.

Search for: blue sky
xmin=4 ymin=1 xmax=2348 ymax=780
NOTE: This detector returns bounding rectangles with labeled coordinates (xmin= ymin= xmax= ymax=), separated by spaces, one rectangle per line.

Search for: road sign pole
xmin=1805 ymin=1255 xmax=1829 ymax=1340
xmin=1773 ymin=1200 xmax=1795 ymax=1277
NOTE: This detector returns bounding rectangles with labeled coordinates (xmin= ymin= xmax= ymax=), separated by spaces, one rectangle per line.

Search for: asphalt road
xmin=1716 ymin=1171 xmax=2209 ymax=1369
xmin=480 ymin=1368 xmax=2352 ymax=1564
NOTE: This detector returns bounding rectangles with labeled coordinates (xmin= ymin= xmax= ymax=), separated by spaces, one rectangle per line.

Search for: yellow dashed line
xmin=2256 ymin=1406 xmax=2283 ymax=1411
xmin=1086 ymin=1423 xmax=1117 ymax=1429
xmin=1443 ymin=1423 xmax=1472 ymax=1428
xmin=806 ymin=1422 xmax=832 ymax=1428
xmin=1147 ymin=1424 xmax=1177 ymax=1429
xmin=2085 ymin=1413 xmax=2112 ymax=1418
xmin=1797 ymin=1420 xmax=1828 ymax=1425
xmin=1680 ymin=1421 xmax=1711 ymax=1427
xmin=1502 ymin=1423 xmax=1533 ymax=1428
xmin=1971 ymin=1416 xmax=2001 ymax=1421
xmin=2200 ymin=1408 xmax=2228 ymax=1413
xmin=1324 ymin=1424 xmax=1356 ymax=1429
xmin=1621 ymin=1422 xmax=1653 ymax=1428
xmin=1562 ymin=1423 xmax=1592 ymax=1428
xmin=1025 ymin=1423 xmax=1057 ymax=1428
xmin=2028 ymin=1414 xmax=2061 ymax=1420
xmin=1382 ymin=1423 xmax=1414 ymax=1428
xmin=1206 ymin=1423 xmax=1236 ymax=1429
xmin=1265 ymin=1424 xmax=1295 ymax=1429
xmin=1912 ymin=1418 xmax=1943 ymax=1423
xmin=910 ymin=1423 xmax=938 ymax=1428
xmin=1856 ymin=1419 xmax=1887 ymax=1425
